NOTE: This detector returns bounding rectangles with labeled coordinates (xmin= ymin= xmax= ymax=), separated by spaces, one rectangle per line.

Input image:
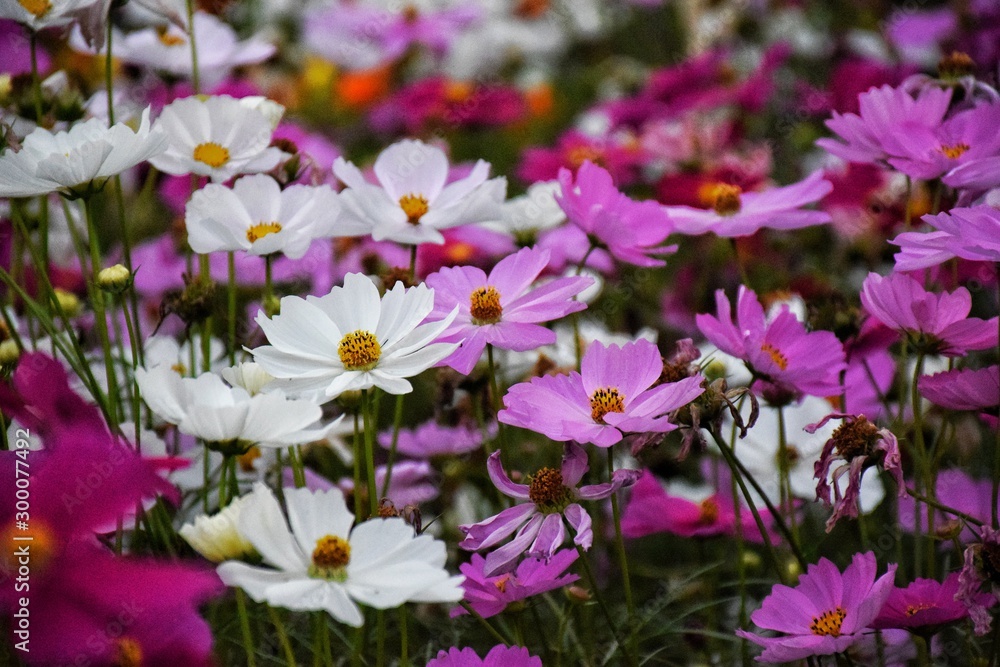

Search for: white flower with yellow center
xmin=0 ymin=107 xmax=166 ymax=197
xmin=185 ymin=174 xmax=353 ymax=259
xmin=149 ymin=95 xmax=286 ymax=183
xmin=71 ymin=11 xmax=275 ymax=88
xmin=0 ymin=0 xmax=101 ymax=32
xmin=333 ymin=139 xmax=506 ymax=245
xmin=217 ymin=483 xmax=464 ymax=626
xmin=134 ymin=363 xmax=339 ymax=450
xmin=251 ymin=272 xmax=460 ymax=401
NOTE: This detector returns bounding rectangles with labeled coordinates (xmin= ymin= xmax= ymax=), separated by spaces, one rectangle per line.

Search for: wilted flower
xmin=958 ymin=526 xmax=1000 ymax=635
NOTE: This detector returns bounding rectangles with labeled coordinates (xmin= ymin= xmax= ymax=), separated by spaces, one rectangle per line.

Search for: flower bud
xmin=0 ymin=339 xmax=20 ymax=365
xmin=54 ymin=288 xmax=81 ymax=317
xmin=97 ymin=264 xmax=133 ymax=294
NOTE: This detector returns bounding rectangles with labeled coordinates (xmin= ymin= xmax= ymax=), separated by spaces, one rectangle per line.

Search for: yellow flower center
xmin=1 ymin=520 xmax=57 ymax=577
xmin=567 ymin=145 xmax=603 ymax=169
xmin=707 ymin=183 xmax=743 ymax=216
xmin=939 ymin=142 xmax=970 ymax=160
xmin=810 ymin=607 xmax=846 ymax=637
xmin=493 ymin=574 xmax=511 ymax=593
xmin=115 ymin=637 xmax=143 ymax=667
xmin=444 ymin=80 xmax=474 ymax=103
xmin=156 ymin=26 xmax=186 ymax=47
xmin=246 ymin=221 xmax=283 ymax=244
xmin=905 ymin=602 xmax=935 ymax=617
xmin=17 ymin=0 xmax=50 ymax=18
xmin=193 ymin=142 xmax=230 ymax=168
xmin=310 ymin=535 xmax=351 ymax=580
xmin=338 ymin=330 xmax=382 ymax=371
xmin=698 ymin=498 xmax=720 ymax=525
xmin=470 ymin=286 xmax=503 ymax=325
xmin=399 ymin=193 xmax=429 ymax=224
xmin=590 ymin=387 xmax=625 ymax=423
xmin=528 ymin=467 xmax=572 ymax=511
xmin=760 ymin=342 xmax=788 ymax=371
xmin=237 ymin=446 xmax=261 ymax=472
xmin=171 ymin=362 xmax=188 ymax=376
xmin=515 ymin=0 xmax=550 ymax=19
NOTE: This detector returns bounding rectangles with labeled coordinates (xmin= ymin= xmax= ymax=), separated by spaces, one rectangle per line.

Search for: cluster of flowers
xmin=3 ymin=0 xmax=1000 ymax=665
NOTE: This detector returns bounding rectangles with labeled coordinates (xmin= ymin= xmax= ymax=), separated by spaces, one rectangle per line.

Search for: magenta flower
xmin=944 ymin=155 xmax=1000 ymax=191
xmin=426 ymin=246 xmax=593 ymax=374
xmin=737 ymin=552 xmax=897 ymax=663
xmin=860 ymin=271 xmax=999 ymax=355
xmin=378 ymin=419 xmax=492 ymax=458
xmin=518 ymin=130 xmax=642 ymax=185
xmin=459 ymin=443 xmax=640 ymax=575
xmin=663 ymin=171 xmax=833 ymax=237
xmin=427 ymin=645 xmax=542 ymax=667
xmin=885 ymin=101 xmax=1000 ymax=180
xmin=452 ymin=550 xmax=579 ymax=619
xmin=621 ymin=470 xmax=775 ymax=543
xmin=816 ymin=84 xmax=952 ymax=166
xmin=499 ymin=339 xmax=704 ymax=448
xmin=556 ymin=160 xmax=677 ymax=267
xmin=958 ymin=526 xmax=1000 ymax=634
xmin=808 ymin=413 xmax=904 ymax=532
xmin=919 ymin=366 xmax=1000 ymax=412
xmin=892 ymin=206 xmax=1000 ymax=271
xmin=696 ymin=286 xmax=847 ymax=398
xmin=898 ymin=468 xmax=996 ymax=544
xmin=874 ymin=573 xmax=986 ymax=632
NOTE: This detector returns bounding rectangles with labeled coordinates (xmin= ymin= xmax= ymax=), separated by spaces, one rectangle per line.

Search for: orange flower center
xmin=237 ymin=446 xmax=262 ymax=472
xmin=760 ymin=342 xmax=789 ymax=371
xmin=193 ymin=142 xmax=230 ymax=168
xmin=905 ymin=602 xmax=935 ymax=617
xmin=17 ymin=0 xmax=50 ymax=17
xmin=707 ymin=183 xmax=742 ymax=216
xmin=515 ymin=0 xmax=550 ymax=19
xmin=156 ymin=26 xmax=186 ymax=46
xmin=810 ymin=607 xmax=846 ymax=637
xmin=567 ymin=145 xmax=603 ymax=169
xmin=590 ymin=387 xmax=625 ymax=423
xmin=939 ymin=143 xmax=970 ymax=160
xmin=470 ymin=286 xmax=503 ymax=325
xmin=310 ymin=535 xmax=351 ymax=580
xmin=493 ymin=575 xmax=511 ymax=593
xmin=698 ymin=498 xmax=720 ymax=524
xmin=399 ymin=194 xmax=429 ymax=224
xmin=246 ymin=221 xmax=283 ymax=244
xmin=528 ymin=467 xmax=572 ymax=510
xmin=116 ymin=637 xmax=143 ymax=667
xmin=0 ymin=520 xmax=58 ymax=577
xmin=338 ymin=330 xmax=381 ymax=371
xmin=444 ymin=80 xmax=474 ymax=103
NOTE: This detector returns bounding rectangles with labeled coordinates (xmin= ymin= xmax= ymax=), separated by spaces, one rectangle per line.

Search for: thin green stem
xmin=486 ymin=344 xmax=508 ymax=458
xmin=236 ymin=589 xmax=258 ymax=667
xmin=458 ymin=601 xmax=511 ymax=646
xmin=266 ymin=605 xmax=298 ymax=666
xmin=185 ymin=0 xmax=201 ymax=93
xmin=84 ymin=196 xmax=123 ymax=425
xmin=399 ymin=606 xmax=409 ymax=667
xmin=606 ymin=449 xmax=637 ymax=665
xmin=228 ymin=252 xmax=237 ymax=364
xmin=380 ymin=393 xmax=405 ymax=497
xmin=571 ymin=542 xmax=632 ymax=664
xmin=375 ymin=610 xmax=386 ymax=667
xmin=362 ymin=389 xmax=378 ymax=518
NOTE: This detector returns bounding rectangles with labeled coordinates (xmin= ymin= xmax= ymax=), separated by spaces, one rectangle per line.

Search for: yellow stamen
xmin=590 ymin=387 xmax=625 ymax=423
xmin=528 ymin=467 xmax=571 ymax=509
xmin=939 ymin=143 xmax=970 ymax=160
xmin=17 ymin=0 xmax=50 ymax=18
xmin=707 ymin=183 xmax=742 ymax=216
xmin=237 ymin=446 xmax=261 ymax=473
xmin=156 ymin=26 xmax=186 ymax=47
xmin=810 ymin=607 xmax=846 ymax=637
xmin=567 ymin=145 xmax=603 ymax=169
xmin=905 ymin=603 xmax=934 ymax=617
xmin=246 ymin=222 xmax=283 ymax=244
xmin=494 ymin=575 xmax=511 ymax=593
xmin=470 ymin=286 xmax=503 ymax=325
xmin=310 ymin=535 xmax=351 ymax=580
xmin=116 ymin=637 xmax=143 ymax=667
xmin=698 ymin=498 xmax=720 ymax=524
xmin=399 ymin=194 xmax=429 ymax=224
xmin=338 ymin=330 xmax=381 ymax=371
xmin=760 ymin=342 xmax=788 ymax=371
xmin=193 ymin=142 xmax=230 ymax=168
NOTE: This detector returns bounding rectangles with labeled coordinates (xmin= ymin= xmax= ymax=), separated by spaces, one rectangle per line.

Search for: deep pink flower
xmin=958 ymin=526 xmax=1000 ymax=635
xmin=893 ymin=206 xmax=1000 ymax=271
xmin=874 ymin=573 xmax=985 ymax=632
xmin=621 ymin=470 xmax=775 ymax=543
xmin=886 ymin=101 xmax=1000 ymax=180
xmin=663 ymin=171 xmax=832 ymax=237
xmin=695 ymin=286 xmax=847 ymax=398
xmin=379 ymin=419 xmax=491 ymax=458
xmin=427 ymin=645 xmax=542 ymax=667
xmin=518 ymin=130 xmax=642 ymax=185
xmin=816 ymin=84 xmax=952 ymax=166
xmin=919 ymin=366 xmax=1000 ymax=412
xmin=426 ymin=246 xmax=593 ymax=374
xmin=459 ymin=443 xmax=639 ymax=575
xmin=808 ymin=413 xmax=904 ymax=532
xmin=737 ymin=552 xmax=897 ymax=663
xmin=556 ymin=161 xmax=677 ymax=267
xmin=860 ymin=271 xmax=998 ymax=356
xmin=452 ymin=550 xmax=579 ymax=618
xmin=499 ymin=339 xmax=704 ymax=448
xmin=370 ymin=77 xmax=526 ymax=134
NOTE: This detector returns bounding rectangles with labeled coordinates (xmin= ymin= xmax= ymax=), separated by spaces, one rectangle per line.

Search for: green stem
xmin=571 ymin=542 xmax=632 ymax=664
xmin=375 ymin=610 xmax=386 ymax=667
xmin=380 ymin=393 xmax=405 ymax=497
xmin=408 ymin=244 xmax=417 ymax=281
xmin=486 ymin=344 xmax=508 ymax=457
xmin=362 ymin=389 xmax=378 ymax=518
xmin=236 ymin=589 xmax=258 ymax=667
xmin=84 ymin=196 xmax=123 ymax=425
xmin=266 ymin=606 xmax=297 ymax=666
xmin=458 ymin=601 xmax=511 ymax=646
xmin=289 ymin=446 xmax=306 ymax=488
xmin=399 ymin=607 xmax=409 ymax=667
xmin=185 ymin=0 xmax=201 ymax=93
xmin=104 ymin=18 xmax=115 ymax=126
xmin=606 ymin=449 xmax=637 ymax=664
xmin=199 ymin=252 xmax=212 ymax=372
xmin=228 ymin=252 xmax=237 ymax=364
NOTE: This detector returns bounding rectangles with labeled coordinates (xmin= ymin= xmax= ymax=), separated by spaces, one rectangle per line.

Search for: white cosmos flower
xmin=149 ymin=95 xmax=286 ymax=183
xmin=251 ymin=272 xmax=460 ymax=401
xmin=180 ymin=495 xmax=257 ymax=563
xmin=0 ymin=107 xmax=166 ymax=197
xmin=135 ymin=363 xmax=339 ymax=448
xmin=333 ymin=139 xmax=506 ymax=245
xmin=0 ymin=0 xmax=101 ymax=31
xmin=185 ymin=174 xmax=350 ymax=259
xmin=217 ymin=483 xmax=464 ymax=626
xmin=481 ymin=180 xmax=565 ymax=240
xmin=70 ymin=11 xmax=274 ymax=88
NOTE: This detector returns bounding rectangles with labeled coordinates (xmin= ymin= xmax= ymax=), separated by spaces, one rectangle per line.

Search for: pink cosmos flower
xmin=816 ymin=84 xmax=952 ymax=166
xmin=737 ymin=552 xmax=897 ymax=663
xmin=370 ymin=77 xmax=526 ymax=135
xmin=378 ymin=419 xmax=492 ymax=457
xmin=695 ymin=286 xmax=847 ymax=398
xmin=944 ymin=155 xmax=1000 ymax=191
xmin=807 ymin=413 xmax=904 ymax=532
xmin=886 ymin=101 xmax=1000 ymax=180
xmin=860 ymin=272 xmax=999 ymax=356
xmin=662 ymin=171 xmax=833 ymax=237
xmin=499 ymin=339 xmax=704 ymax=448
xmin=452 ymin=550 xmax=579 ymax=619
xmin=919 ymin=366 xmax=1000 ymax=412
xmin=426 ymin=246 xmax=593 ymax=374
xmin=556 ymin=160 xmax=677 ymax=267
xmin=459 ymin=442 xmax=639 ymax=575
xmin=874 ymin=573 xmax=985 ymax=632
xmin=621 ymin=470 xmax=775 ymax=543
xmin=892 ymin=206 xmax=1000 ymax=271
xmin=427 ymin=645 xmax=542 ymax=667
xmin=898 ymin=468 xmax=996 ymax=543
xmin=518 ymin=130 xmax=643 ymax=185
